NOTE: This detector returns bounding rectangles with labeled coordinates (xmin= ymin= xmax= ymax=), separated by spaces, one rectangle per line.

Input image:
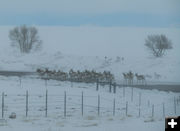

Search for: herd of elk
xmin=37 ymin=68 xmax=68 ymax=81
xmin=37 ymin=68 xmax=146 ymax=85
xmin=36 ymin=68 xmax=114 ymax=83
xmin=123 ymin=71 xmax=146 ymax=85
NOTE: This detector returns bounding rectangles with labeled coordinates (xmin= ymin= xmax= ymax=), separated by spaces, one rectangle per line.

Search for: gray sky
xmin=0 ymin=0 xmax=180 ymax=27
xmin=0 ymin=0 xmax=179 ymax=15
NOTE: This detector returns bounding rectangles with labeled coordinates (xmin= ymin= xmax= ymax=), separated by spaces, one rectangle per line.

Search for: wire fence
xmin=0 ymin=90 xmax=179 ymax=119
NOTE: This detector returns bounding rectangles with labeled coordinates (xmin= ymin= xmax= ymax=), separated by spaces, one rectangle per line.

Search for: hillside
xmin=0 ymin=26 xmax=180 ymax=83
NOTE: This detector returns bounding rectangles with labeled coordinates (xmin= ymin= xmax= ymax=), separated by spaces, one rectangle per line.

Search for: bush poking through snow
xmin=9 ymin=25 xmax=42 ymax=53
xmin=145 ymin=34 xmax=173 ymax=57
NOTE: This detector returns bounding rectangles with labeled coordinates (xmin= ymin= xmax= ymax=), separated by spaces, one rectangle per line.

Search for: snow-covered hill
xmin=0 ymin=26 xmax=180 ymax=83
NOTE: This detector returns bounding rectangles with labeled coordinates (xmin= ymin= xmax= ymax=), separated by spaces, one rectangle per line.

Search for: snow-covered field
xmin=0 ymin=26 xmax=180 ymax=83
xmin=0 ymin=76 xmax=180 ymax=131
xmin=0 ymin=26 xmax=180 ymax=131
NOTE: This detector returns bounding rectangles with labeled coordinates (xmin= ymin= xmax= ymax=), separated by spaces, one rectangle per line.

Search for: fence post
xmin=26 ymin=91 xmax=28 ymax=117
xmin=98 ymin=95 xmax=100 ymax=116
xmin=64 ymin=91 xmax=66 ymax=117
xmin=174 ymin=97 xmax=176 ymax=114
xmin=70 ymin=77 xmax=73 ymax=88
xmin=138 ymin=93 xmax=141 ymax=117
xmin=19 ymin=76 xmax=22 ymax=88
xmin=126 ymin=101 xmax=128 ymax=116
xmin=138 ymin=106 xmax=141 ymax=117
xmin=148 ymin=100 xmax=150 ymax=107
xmin=113 ymin=98 xmax=115 ymax=116
xmin=113 ymin=83 xmax=116 ymax=94
xmin=163 ymin=103 xmax=165 ymax=117
xmin=152 ymin=104 xmax=154 ymax=117
xmin=45 ymin=79 xmax=47 ymax=88
xmin=109 ymin=81 xmax=112 ymax=93
xmin=177 ymin=98 xmax=179 ymax=105
xmin=131 ymin=87 xmax=133 ymax=102
xmin=2 ymin=92 xmax=4 ymax=118
xmin=45 ymin=90 xmax=48 ymax=117
xmin=139 ymin=93 xmax=141 ymax=107
xmin=96 ymin=79 xmax=99 ymax=91
xmin=82 ymin=91 xmax=84 ymax=116
xmin=123 ymin=87 xmax=125 ymax=97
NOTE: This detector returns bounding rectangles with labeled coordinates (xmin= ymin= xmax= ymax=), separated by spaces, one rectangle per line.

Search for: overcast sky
xmin=0 ymin=0 xmax=180 ymax=27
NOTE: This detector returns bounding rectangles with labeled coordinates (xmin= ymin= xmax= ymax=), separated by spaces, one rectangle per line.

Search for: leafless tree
xmin=9 ymin=25 xmax=42 ymax=53
xmin=145 ymin=34 xmax=173 ymax=57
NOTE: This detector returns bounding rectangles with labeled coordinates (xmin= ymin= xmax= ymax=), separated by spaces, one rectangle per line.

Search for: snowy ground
xmin=0 ymin=26 xmax=180 ymax=131
xmin=0 ymin=76 xmax=180 ymax=131
xmin=0 ymin=26 xmax=180 ymax=83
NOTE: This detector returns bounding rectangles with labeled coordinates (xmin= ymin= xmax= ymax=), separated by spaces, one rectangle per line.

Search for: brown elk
xmin=135 ymin=73 xmax=146 ymax=85
xmin=123 ymin=71 xmax=134 ymax=85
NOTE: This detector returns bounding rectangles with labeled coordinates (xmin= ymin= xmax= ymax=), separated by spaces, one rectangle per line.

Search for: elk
xmin=127 ymin=71 xmax=134 ymax=85
xmin=135 ymin=73 xmax=146 ymax=85
xmin=123 ymin=73 xmax=128 ymax=85
xmin=154 ymin=72 xmax=161 ymax=80
xmin=36 ymin=68 xmax=45 ymax=76
xmin=123 ymin=71 xmax=134 ymax=85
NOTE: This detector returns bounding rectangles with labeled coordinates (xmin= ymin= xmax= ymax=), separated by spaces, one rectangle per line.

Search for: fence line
xmin=1 ymin=90 xmax=179 ymax=119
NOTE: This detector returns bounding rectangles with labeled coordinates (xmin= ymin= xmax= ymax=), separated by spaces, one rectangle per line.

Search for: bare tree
xmin=145 ymin=34 xmax=173 ymax=57
xmin=9 ymin=25 xmax=42 ymax=53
